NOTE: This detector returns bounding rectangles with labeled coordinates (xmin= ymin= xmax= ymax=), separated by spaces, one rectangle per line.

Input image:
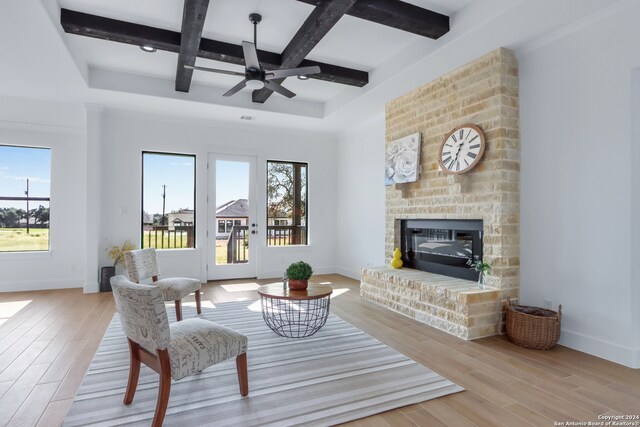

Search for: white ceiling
xmin=0 ymin=0 xmax=628 ymax=133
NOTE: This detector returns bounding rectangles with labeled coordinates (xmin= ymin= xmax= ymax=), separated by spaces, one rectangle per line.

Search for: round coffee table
xmin=257 ymin=283 xmax=333 ymax=338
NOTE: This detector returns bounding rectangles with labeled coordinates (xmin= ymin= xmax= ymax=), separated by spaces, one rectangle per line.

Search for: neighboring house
xmin=167 ymin=209 xmax=194 ymax=231
xmin=266 ymin=210 xmax=291 ymax=226
xmin=269 ymin=218 xmax=291 ymax=226
xmin=216 ymin=199 xmax=248 ymax=238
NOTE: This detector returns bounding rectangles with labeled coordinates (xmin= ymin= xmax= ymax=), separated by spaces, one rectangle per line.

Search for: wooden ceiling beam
xmin=60 ymin=9 xmax=368 ymax=88
xmin=296 ymin=0 xmax=450 ymax=39
xmin=252 ymin=0 xmax=358 ymax=103
xmin=176 ymin=0 xmax=210 ymax=93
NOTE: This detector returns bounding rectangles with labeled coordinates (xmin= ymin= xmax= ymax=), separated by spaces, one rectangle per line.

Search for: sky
xmin=216 ymin=160 xmax=249 ymax=208
xmin=143 ymin=153 xmax=196 ymax=215
xmin=142 ymin=154 xmax=248 ymax=215
xmin=0 ymin=148 xmax=249 ymax=215
xmin=0 ymin=146 xmax=51 ymax=209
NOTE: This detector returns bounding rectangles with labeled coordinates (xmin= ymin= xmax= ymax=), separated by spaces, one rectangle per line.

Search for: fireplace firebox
xmin=400 ymin=219 xmax=483 ymax=281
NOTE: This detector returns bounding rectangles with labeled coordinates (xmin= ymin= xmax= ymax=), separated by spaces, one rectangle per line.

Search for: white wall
xmin=0 ymin=97 xmax=87 ymax=292
xmin=520 ymin=7 xmax=640 ymax=368
xmin=94 ymin=110 xmax=337 ymax=290
xmin=631 ymin=69 xmax=640 ymax=368
xmin=335 ymin=115 xmax=386 ymax=279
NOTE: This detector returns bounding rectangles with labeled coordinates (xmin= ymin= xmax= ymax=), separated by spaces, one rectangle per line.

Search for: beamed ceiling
xmin=60 ymin=0 xmax=452 ymax=104
xmin=54 ymin=0 xmax=471 ymax=112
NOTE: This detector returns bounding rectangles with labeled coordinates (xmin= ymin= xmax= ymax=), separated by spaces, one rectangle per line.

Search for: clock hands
xmin=451 ymin=143 xmax=462 ymax=171
xmin=441 ymin=125 xmax=485 ymax=174
xmin=447 ymin=130 xmax=476 ymax=171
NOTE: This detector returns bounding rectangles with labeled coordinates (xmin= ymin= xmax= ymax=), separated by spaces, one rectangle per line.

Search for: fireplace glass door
xmin=401 ymin=219 xmax=483 ymax=281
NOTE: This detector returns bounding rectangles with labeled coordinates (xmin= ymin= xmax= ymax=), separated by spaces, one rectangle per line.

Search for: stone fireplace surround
xmin=361 ymin=48 xmax=520 ymax=340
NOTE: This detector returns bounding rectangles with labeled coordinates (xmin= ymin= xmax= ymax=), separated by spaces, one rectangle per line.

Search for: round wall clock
xmin=438 ymin=124 xmax=486 ymax=174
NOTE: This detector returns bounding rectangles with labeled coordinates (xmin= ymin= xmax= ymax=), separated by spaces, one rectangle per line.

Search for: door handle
xmin=251 ymin=230 xmax=257 ymax=235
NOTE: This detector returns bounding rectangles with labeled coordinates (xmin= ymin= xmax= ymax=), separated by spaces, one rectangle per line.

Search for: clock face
xmin=438 ymin=124 xmax=486 ymax=174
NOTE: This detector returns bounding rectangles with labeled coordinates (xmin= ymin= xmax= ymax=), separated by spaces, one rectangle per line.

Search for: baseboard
xmin=84 ymin=281 xmax=100 ymax=294
xmin=560 ymin=328 xmax=640 ymax=369
xmin=334 ymin=266 xmax=361 ymax=281
xmin=0 ymin=278 xmax=84 ymax=293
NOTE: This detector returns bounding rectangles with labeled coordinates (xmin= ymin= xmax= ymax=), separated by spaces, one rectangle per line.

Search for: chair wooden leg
xmin=151 ymin=349 xmax=172 ymax=427
xmin=175 ymin=300 xmax=182 ymax=321
xmin=124 ymin=339 xmax=141 ymax=405
xmin=195 ymin=290 xmax=202 ymax=315
xmin=236 ymin=352 xmax=249 ymax=397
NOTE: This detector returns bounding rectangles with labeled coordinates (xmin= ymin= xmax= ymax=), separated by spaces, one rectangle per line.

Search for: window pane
xmin=218 ymin=220 xmax=225 ymax=233
xmin=142 ymin=153 xmax=195 ymax=249
xmin=215 ymin=160 xmax=250 ymax=265
xmin=267 ymin=161 xmax=307 ymax=246
xmin=0 ymin=146 xmax=51 ymax=252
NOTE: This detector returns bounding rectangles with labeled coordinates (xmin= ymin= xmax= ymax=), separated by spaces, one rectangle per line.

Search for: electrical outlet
xmin=543 ymin=299 xmax=553 ymax=309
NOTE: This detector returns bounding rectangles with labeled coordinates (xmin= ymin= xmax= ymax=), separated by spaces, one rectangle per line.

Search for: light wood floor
xmin=1 ymin=274 xmax=639 ymax=427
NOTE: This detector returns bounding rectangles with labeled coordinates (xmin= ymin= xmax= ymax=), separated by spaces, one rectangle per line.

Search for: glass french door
xmin=207 ymin=153 xmax=257 ymax=280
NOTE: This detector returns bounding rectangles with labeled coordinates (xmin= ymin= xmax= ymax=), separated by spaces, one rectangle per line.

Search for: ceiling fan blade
xmin=242 ymin=41 xmax=260 ymax=70
xmin=265 ymin=66 xmax=321 ymax=80
xmin=184 ymin=65 xmax=245 ymax=77
xmin=264 ymin=80 xmax=296 ymax=98
xmin=223 ymin=79 xmax=248 ymax=97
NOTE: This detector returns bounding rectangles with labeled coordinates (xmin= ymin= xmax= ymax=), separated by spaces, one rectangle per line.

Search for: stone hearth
xmin=361 ymin=267 xmax=500 ymax=339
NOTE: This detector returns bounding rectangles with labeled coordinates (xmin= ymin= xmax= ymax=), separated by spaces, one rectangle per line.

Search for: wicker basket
xmin=505 ymin=299 xmax=562 ymax=350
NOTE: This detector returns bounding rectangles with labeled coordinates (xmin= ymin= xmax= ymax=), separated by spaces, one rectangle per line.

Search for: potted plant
xmin=101 ymin=241 xmax=136 ymax=292
xmin=285 ymin=261 xmax=313 ymax=290
xmin=467 ymin=257 xmax=491 ymax=289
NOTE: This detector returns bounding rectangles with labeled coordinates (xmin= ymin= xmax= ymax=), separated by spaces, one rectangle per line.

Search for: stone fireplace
xmin=361 ymin=48 xmax=520 ymax=340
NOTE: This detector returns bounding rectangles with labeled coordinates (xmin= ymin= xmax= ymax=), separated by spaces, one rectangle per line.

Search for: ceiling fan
xmin=185 ymin=13 xmax=320 ymax=98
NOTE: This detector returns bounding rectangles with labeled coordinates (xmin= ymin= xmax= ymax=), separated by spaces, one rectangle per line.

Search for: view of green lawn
xmin=0 ymin=228 xmax=49 ymax=252
xmin=0 ymin=228 xmax=292 ymax=258
xmin=141 ymin=230 xmax=191 ymax=250
xmin=215 ymin=239 xmax=249 ymax=265
xmin=141 ymin=232 xmax=245 ymax=265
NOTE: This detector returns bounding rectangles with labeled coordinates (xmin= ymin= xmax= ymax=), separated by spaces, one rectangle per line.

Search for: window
xmin=142 ymin=152 xmax=195 ymax=249
xmin=217 ymin=219 xmax=242 ymax=233
xmin=0 ymin=146 xmax=51 ymax=252
xmin=267 ymin=161 xmax=307 ymax=246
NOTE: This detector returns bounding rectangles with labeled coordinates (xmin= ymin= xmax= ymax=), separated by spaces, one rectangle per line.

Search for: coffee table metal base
xmin=259 ymin=295 xmax=331 ymax=338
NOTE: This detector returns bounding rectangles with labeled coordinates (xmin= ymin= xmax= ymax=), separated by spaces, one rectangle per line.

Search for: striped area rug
xmin=64 ymin=300 xmax=463 ymax=426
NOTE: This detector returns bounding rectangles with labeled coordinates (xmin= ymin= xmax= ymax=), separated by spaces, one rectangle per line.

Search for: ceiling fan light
xmin=140 ymin=44 xmax=156 ymax=53
xmin=297 ymin=75 xmax=310 ymax=80
xmin=245 ymin=80 xmax=265 ymax=90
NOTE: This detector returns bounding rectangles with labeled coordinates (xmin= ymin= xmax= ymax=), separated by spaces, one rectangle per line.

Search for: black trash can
xmin=100 ymin=266 xmax=116 ymax=292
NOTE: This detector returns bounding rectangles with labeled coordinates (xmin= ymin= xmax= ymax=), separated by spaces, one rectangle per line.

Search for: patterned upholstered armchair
xmin=110 ymin=275 xmax=249 ymax=427
xmin=124 ymin=248 xmax=201 ymax=321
